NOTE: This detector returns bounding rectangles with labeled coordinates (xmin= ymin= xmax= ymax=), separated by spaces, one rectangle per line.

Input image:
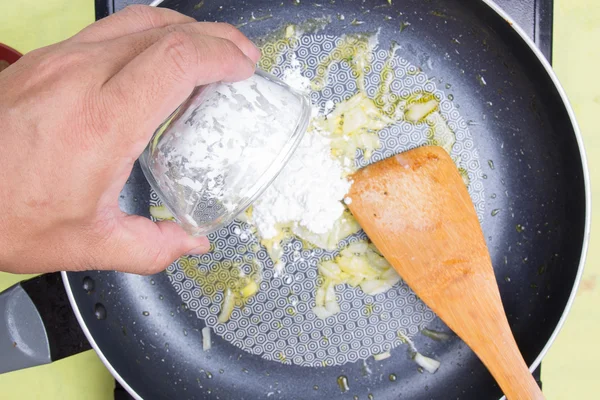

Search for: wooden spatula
xmin=346 ymin=145 xmax=544 ymax=400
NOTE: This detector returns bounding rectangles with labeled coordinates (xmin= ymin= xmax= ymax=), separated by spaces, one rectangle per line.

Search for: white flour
xmin=251 ymin=63 xmax=351 ymax=239
xmin=252 ymin=127 xmax=351 ymax=238
xmin=282 ymin=55 xmax=311 ymax=95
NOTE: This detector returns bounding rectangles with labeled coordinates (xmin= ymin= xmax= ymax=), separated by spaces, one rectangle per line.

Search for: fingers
xmin=99 ymin=22 xmax=261 ymax=79
xmin=94 ymin=215 xmax=210 ymax=274
xmin=75 ymin=4 xmax=195 ymax=43
xmin=102 ymin=31 xmax=256 ymax=153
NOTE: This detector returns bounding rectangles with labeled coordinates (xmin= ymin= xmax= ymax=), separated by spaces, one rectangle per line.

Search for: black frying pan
xmin=0 ymin=0 xmax=589 ymax=399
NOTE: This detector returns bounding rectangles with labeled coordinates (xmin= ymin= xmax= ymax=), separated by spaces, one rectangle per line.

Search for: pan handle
xmin=0 ymin=273 xmax=91 ymax=374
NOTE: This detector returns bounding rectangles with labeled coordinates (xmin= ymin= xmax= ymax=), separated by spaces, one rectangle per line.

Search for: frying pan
xmin=0 ymin=0 xmax=590 ymax=399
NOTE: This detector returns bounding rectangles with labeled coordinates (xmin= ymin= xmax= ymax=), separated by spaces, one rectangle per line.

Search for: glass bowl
xmin=139 ymin=69 xmax=311 ymax=236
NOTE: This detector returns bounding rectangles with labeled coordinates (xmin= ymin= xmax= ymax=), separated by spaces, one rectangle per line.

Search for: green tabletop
xmin=0 ymin=0 xmax=597 ymax=398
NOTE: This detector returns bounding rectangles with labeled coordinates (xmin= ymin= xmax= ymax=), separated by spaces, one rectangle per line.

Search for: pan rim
xmin=479 ymin=0 xmax=591 ymax=397
xmin=65 ymin=0 xmax=590 ymax=398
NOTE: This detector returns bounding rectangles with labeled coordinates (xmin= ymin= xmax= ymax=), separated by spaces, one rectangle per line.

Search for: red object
xmin=0 ymin=43 xmax=22 ymax=65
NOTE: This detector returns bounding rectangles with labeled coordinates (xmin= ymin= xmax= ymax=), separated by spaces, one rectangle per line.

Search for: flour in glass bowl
xmin=148 ymin=72 xmax=308 ymax=234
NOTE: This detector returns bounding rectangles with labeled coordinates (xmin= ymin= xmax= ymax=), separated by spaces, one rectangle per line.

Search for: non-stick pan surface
xmin=62 ymin=0 xmax=588 ymax=399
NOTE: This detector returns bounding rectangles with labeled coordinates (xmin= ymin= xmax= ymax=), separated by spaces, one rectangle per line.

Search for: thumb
xmin=95 ymin=215 xmax=210 ymax=274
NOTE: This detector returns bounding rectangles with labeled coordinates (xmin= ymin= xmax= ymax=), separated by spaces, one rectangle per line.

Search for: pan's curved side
xmin=61 ymin=271 xmax=143 ymax=400
xmin=478 ymin=0 xmax=590 ymax=376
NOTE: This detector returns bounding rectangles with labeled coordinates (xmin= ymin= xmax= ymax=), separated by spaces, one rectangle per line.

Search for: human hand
xmin=0 ymin=5 xmax=261 ymax=274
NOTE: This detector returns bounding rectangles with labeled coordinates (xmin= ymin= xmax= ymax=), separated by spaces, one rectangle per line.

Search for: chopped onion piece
xmin=324 ymin=281 xmax=337 ymax=303
xmin=149 ymin=205 xmax=174 ymax=220
xmin=345 ymin=241 xmax=369 ymax=254
xmin=218 ymin=288 xmax=236 ymax=323
xmin=337 ymin=256 xmax=379 ymax=279
xmin=373 ymin=351 xmax=391 ymax=361
xmin=318 ymin=261 xmax=342 ymax=281
xmin=366 ymin=251 xmax=392 ymax=271
xmin=381 ymin=268 xmax=402 ymax=286
xmin=313 ymin=306 xmax=333 ymax=320
xmin=315 ymin=284 xmax=326 ymax=307
xmin=202 ymin=327 xmax=211 ymax=351
xmin=414 ymin=352 xmax=441 ymax=374
xmin=405 ymin=99 xmax=439 ymax=123
xmin=325 ymin=300 xmax=341 ymax=315
xmin=240 ymin=280 xmax=259 ymax=299
xmin=360 ymin=279 xmax=392 ymax=295
xmin=347 ymin=275 xmax=364 ymax=287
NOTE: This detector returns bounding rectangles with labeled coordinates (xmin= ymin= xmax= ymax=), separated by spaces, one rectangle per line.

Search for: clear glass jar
xmin=139 ymin=69 xmax=310 ymax=236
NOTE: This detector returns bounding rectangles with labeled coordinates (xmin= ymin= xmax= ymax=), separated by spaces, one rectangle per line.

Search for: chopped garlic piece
xmin=373 ymin=351 xmax=391 ymax=361
xmin=218 ymin=288 xmax=236 ymax=323
xmin=414 ymin=352 xmax=441 ymax=373
xmin=202 ymin=327 xmax=211 ymax=351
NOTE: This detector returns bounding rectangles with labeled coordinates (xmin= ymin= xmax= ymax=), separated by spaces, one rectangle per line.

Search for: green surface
xmin=0 ymin=0 xmax=598 ymax=398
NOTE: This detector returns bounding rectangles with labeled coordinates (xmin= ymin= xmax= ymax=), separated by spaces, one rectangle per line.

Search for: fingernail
xmin=186 ymin=238 xmax=210 ymax=255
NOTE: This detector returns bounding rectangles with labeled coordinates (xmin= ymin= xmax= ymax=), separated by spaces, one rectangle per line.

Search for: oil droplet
xmin=389 ymin=373 xmax=397 ymax=382
xmin=488 ymin=160 xmax=495 ymax=170
xmin=337 ymin=375 xmax=350 ymax=393
xmin=491 ymin=193 xmax=497 ymax=199
xmin=242 ymin=368 xmax=249 ymax=374
xmin=445 ymin=83 xmax=452 ymax=89
xmin=206 ymin=371 xmax=213 ymax=379
xmin=142 ymin=311 xmax=150 ymax=317
xmin=491 ymin=209 xmax=500 ymax=216
xmin=219 ymin=369 xmax=224 ymax=374
xmin=313 ymin=385 xmax=319 ymax=390
xmin=150 ymin=279 xmax=155 ymax=285
xmin=447 ymin=94 xmax=454 ymax=101
xmin=516 ymin=224 xmax=524 ymax=233
xmin=354 ymin=396 xmax=359 ymax=400
xmin=538 ymin=265 xmax=547 ymax=275
xmin=368 ymin=394 xmax=375 ymax=400
xmin=477 ymin=74 xmax=487 ymax=86
xmin=94 ymin=303 xmax=107 ymax=320
xmin=159 ymin=295 xmax=164 ymax=300
xmin=183 ymin=329 xmax=188 ymax=336
xmin=82 ymin=277 xmax=95 ymax=293
xmin=505 ymin=276 xmax=511 ymax=282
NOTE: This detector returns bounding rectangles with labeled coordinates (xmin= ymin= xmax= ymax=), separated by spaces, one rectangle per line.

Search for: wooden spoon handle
xmin=436 ymin=272 xmax=544 ymax=400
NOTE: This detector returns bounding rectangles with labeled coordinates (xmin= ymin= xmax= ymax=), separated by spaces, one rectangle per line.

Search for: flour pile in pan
xmin=153 ymin=32 xmax=485 ymax=367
